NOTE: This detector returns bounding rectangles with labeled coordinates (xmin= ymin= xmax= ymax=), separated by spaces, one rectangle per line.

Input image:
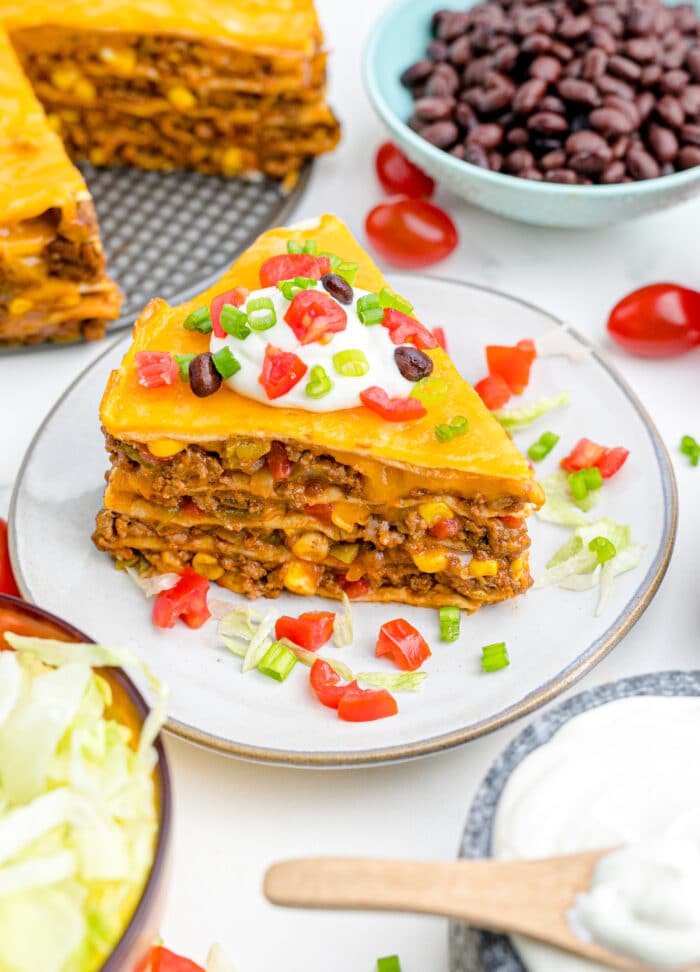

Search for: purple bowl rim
xmin=0 ymin=593 xmax=173 ymax=971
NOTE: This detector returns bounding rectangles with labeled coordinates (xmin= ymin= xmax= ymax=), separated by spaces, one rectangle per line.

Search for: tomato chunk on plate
xmin=486 ymin=341 xmax=536 ymax=395
xmin=376 ymin=618 xmax=431 ymax=671
xmin=474 ymin=374 xmax=511 ymax=410
xmin=259 ymin=253 xmax=330 ymax=287
xmin=259 ymin=345 xmax=307 ymax=399
xmin=0 ymin=518 xmax=20 ymax=598
xmin=148 ymin=946 xmax=205 ymax=972
xmin=276 ymin=611 xmax=336 ymax=651
xmin=561 ymin=438 xmax=629 ymax=479
xmin=310 ymin=659 xmax=348 ymax=709
xmin=284 ymin=289 xmax=347 ymax=344
xmin=153 ymin=568 xmax=211 ymax=629
xmin=337 ymin=682 xmax=398 ymax=722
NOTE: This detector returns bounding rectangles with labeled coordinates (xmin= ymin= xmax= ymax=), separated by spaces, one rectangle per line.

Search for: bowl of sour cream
xmin=450 ymin=671 xmax=700 ymax=972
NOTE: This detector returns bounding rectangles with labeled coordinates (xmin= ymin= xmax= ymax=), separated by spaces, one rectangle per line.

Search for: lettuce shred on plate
xmin=535 ymin=518 xmax=644 ymax=615
xmin=537 ymin=470 xmax=602 ymax=525
xmin=0 ymin=634 xmax=166 ymax=972
xmin=492 ymin=391 xmax=570 ymax=431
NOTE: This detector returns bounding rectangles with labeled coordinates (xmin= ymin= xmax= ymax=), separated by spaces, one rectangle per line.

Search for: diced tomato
xmin=135 ymin=352 xmax=179 ymax=389
xmin=340 ymin=577 xmax=371 ymax=599
xmin=284 ymin=289 xmax=347 ymax=345
xmin=267 ymin=440 xmax=294 ymax=481
xmin=259 ymin=345 xmax=307 ymax=399
xmin=359 ymin=386 xmax=427 ymax=422
xmin=597 ymin=446 xmax=630 ymax=479
xmin=429 ymin=517 xmax=459 ymax=540
xmin=561 ymin=438 xmax=629 ymax=479
xmin=486 ymin=343 xmax=536 ymax=395
xmin=432 ymin=326 xmax=448 ymax=351
xmin=381 ymin=308 xmax=438 ymax=350
xmin=500 ymin=516 xmax=523 ymax=529
xmin=152 ymin=567 xmax=211 ymax=629
xmin=0 ymin=519 xmax=20 ymax=598
xmin=474 ymin=374 xmax=512 ymax=410
xmin=337 ymin=681 xmax=398 ymax=722
xmin=259 ymin=253 xmax=330 ymax=288
xmin=276 ymin=611 xmax=335 ymax=651
xmin=517 ymin=338 xmax=536 ymax=356
xmin=305 ymin=503 xmax=333 ymax=524
xmin=180 ymin=498 xmax=203 ymax=519
xmin=376 ymin=618 xmax=432 ymax=672
xmin=210 ymin=287 xmax=248 ymax=338
xmin=148 ymin=946 xmax=205 ymax=972
xmin=309 ymin=659 xmax=349 ymax=709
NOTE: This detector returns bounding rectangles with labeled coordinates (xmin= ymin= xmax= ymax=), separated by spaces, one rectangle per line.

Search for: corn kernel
xmin=412 ymin=549 xmax=449 ymax=573
xmin=89 ymin=147 xmax=108 ymax=167
xmin=331 ymin=501 xmax=370 ymax=532
xmin=417 ymin=501 xmax=453 ymax=528
xmin=291 ymin=531 xmax=330 ymax=564
xmin=192 ymin=553 xmax=224 ymax=580
xmin=148 ymin=439 xmax=185 ymax=458
xmin=282 ymin=560 xmax=322 ymax=595
xmin=74 ymin=78 xmax=96 ymax=102
xmin=167 ymin=85 xmax=196 ymax=110
xmin=99 ymin=46 xmax=137 ymax=73
xmin=51 ymin=66 xmax=81 ymax=91
xmin=221 ymin=147 xmax=244 ymax=177
xmin=329 ymin=543 xmax=359 ymax=564
xmin=62 ymin=110 xmax=80 ymax=124
xmin=235 ymin=440 xmax=269 ymax=462
xmin=469 ymin=559 xmax=499 ymax=578
xmin=8 ymin=298 xmax=32 ymax=317
xmin=46 ymin=113 xmax=62 ymax=133
xmin=511 ymin=558 xmax=524 ymax=581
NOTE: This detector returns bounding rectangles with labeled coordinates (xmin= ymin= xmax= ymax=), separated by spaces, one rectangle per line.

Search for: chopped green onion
xmin=220 ymin=304 xmax=250 ymax=339
xmin=681 ymin=434 xmax=700 ymax=466
xmin=305 ymin=364 xmax=333 ymax=399
xmin=183 ymin=305 xmax=212 ymax=333
xmin=582 ymin=466 xmax=603 ymax=490
xmin=319 ymin=251 xmax=342 ymax=271
xmin=287 ymin=240 xmax=303 ymax=254
xmin=333 ymin=349 xmax=370 ymax=377
xmin=527 ymin=430 xmax=560 ymax=462
xmin=378 ymin=287 xmax=413 ymax=314
xmin=173 ymin=353 xmax=197 ymax=382
xmin=435 ymin=415 xmax=469 ymax=442
xmin=411 ymin=375 xmax=449 ymax=404
xmin=377 ymin=957 xmax=402 ymax=972
xmin=481 ymin=641 xmax=509 ymax=672
xmin=247 ymin=296 xmax=277 ymax=331
xmin=257 ymin=641 xmax=298 ymax=682
xmin=337 ymin=261 xmax=359 ymax=285
xmin=357 ymin=293 xmax=384 ymax=326
xmin=588 ymin=536 xmax=617 ymax=564
xmin=303 ymin=239 xmax=317 ymax=255
xmin=212 ymin=346 xmax=241 ymax=380
xmin=568 ymin=469 xmax=589 ymax=502
xmin=286 ymin=239 xmax=317 ymax=255
xmin=277 ymin=277 xmax=317 ymax=300
xmin=439 ymin=605 xmax=461 ymax=642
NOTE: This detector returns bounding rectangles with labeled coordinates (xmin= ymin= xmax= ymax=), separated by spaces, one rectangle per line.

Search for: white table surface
xmin=1 ymin=2 xmax=699 ymax=969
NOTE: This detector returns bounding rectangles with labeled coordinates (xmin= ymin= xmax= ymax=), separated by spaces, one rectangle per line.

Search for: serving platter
xmin=2 ymin=161 xmax=312 ymax=354
xmin=9 ymin=274 xmax=676 ymax=767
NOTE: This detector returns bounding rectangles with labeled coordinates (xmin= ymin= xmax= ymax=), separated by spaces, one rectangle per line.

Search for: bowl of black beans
xmin=364 ymin=0 xmax=700 ymax=226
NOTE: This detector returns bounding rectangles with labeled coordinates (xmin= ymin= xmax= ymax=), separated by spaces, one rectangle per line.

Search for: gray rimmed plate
xmin=10 ymin=274 xmax=677 ymax=767
xmin=2 ymin=161 xmax=311 ymax=354
xmin=450 ymin=669 xmax=700 ymax=972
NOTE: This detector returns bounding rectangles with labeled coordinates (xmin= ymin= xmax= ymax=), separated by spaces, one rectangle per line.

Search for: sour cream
xmin=210 ymin=283 xmax=413 ymax=411
xmin=492 ymin=697 xmax=700 ymax=972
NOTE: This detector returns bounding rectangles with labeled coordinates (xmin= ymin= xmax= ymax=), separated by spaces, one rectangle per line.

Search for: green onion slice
xmin=527 ymin=430 xmax=560 ymax=462
xmin=588 ymin=535 xmax=617 ymax=564
xmin=337 ymin=261 xmax=359 ymax=286
xmin=212 ymin=346 xmax=241 ymax=380
xmin=439 ymin=605 xmax=461 ymax=642
xmin=257 ymin=641 xmax=298 ymax=682
xmin=246 ymin=296 xmax=277 ymax=331
xmin=173 ymin=353 xmax=197 ymax=382
xmin=277 ymin=277 xmax=318 ymax=301
xmin=582 ymin=466 xmax=603 ymax=491
xmin=220 ymin=303 xmax=250 ymax=339
xmin=183 ymin=305 xmax=212 ymax=333
xmin=356 ymin=293 xmax=384 ymax=326
xmin=481 ymin=641 xmax=509 ymax=673
xmin=411 ymin=376 xmax=449 ymax=404
xmin=681 ymin=434 xmax=700 ymax=466
xmin=305 ymin=364 xmax=333 ymax=399
xmin=319 ymin=251 xmax=342 ymax=271
xmin=378 ymin=287 xmax=413 ymax=314
xmin=377 ymin=957 xmax=402 ymax=972
xmin=568 ymin=470 xmax=589 ymax=502
xmin=333 ymin=349 xmax=370 ymax=377
xmin=435 ymin=416 xmax=469 ymax=442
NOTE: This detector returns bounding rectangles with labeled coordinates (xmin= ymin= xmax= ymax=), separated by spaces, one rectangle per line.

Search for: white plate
xmin=10 ymin=275 xmax=676 ymax=767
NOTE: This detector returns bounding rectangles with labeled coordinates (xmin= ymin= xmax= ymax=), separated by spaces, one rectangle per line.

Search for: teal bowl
xmin=363 ymin=0 xmax=700 ymax=228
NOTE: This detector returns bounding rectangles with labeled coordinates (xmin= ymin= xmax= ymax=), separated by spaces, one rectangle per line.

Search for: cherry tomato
xmin=365 ymin=197 xmax=458 ymax=269
xmin=607 ymin=283 xmax=700 ymax=358
xmin=0 ymin=519 xmax=20 ymax=598
xmin=375 ymin=142 xmax=435 ymax=198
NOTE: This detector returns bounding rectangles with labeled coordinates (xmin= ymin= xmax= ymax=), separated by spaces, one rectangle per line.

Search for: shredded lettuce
xmin=537 ymin=471 xmax=601 ymax=526
xmin=126 ymin=569 xmax=180 ymax=598
xmin=0 ymin=636 xmax=164 ymax=972
xmin=356 ymin=672 xmax=428 ymax=692
xmin=493 ymin=391 xmax=570 ymax=432
xmin=332 ymin=593 xmax=353 ymax=648
xmin=536 ymin=519 xmax=644 ymax=614
xmin=207 ymin=944 xmax=239 ymax=972
xmin=241 ymin=611 xmax=276 ymax=674
xmin=534 ymin=328 xmax=591 ymax=361
xmin=217 ymin=606 xmax=264 ymax=660
xmin=277 ymin=640 xmax=354 ymax=682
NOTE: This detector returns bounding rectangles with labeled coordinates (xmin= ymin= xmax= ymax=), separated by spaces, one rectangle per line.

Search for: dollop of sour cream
xmin=209 ymin=283 xmax=413 ymax=411
xmin=492 ymin=697 xmax=700 ymax=972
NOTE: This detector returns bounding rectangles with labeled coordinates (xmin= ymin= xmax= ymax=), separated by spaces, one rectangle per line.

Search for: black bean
xmin=428 ymin=39 xmax=449 ymax=61
xmin=447 ymin=36 xmax=471 ymax=66
xmin=414 ymin=96 xmax=457 ymax=120
xmin=420 ymin=120 xmax=459 ymax=147
xmin=662 ymin=69 xmax=691 ymax=94
xmin=558 ymin=78 xmax=602 ymax=105
xmin=597 ymin=74 xmax=636 ymax=99
xmin=489 ymin=151 xmax=504 ymax=171
xmin=687 ymin=48 xmax=700 ymax=82
xmin=394 ymin=346 xmax=434 ymax=381
xmin=558 ymin=14 xmax=592 ymax=38
xmin=681 ymin=122 xmax=700 ymax=145
xmin=589 ymin=106 xmax=636 ymax=135
xmin=682 ymin=86 xmax=700 ymax=116
xmin=531 ymin=56 xmax=562 ymax=82
xmin=544 ymin=168 xmax=578 ymax=182
xmin=521 ymin=167 xmax=544 ymax=179
xmin=493 ymin=43 xmax=520 ymax=71
xmin=321 ymin=273 xmax=353 ymax=305
xmin=640 ymin=64 xmax=663 ymax=86
xmin=506 ymin=127 xmax=530 ymax=146
xmin=678 ymin=145 xmax=700 ymax=167
xmin=540 ymin=95 xmax=567 ymax=113
xmin=626 ymin=37 xmax=659 ymax=63
xmin=513 ymin=78 xmax=548 ymax=113
xmin=189 ymin=353 xmax=222 ymax=397
xmin=467 ymin=123 xmax=504 ymax=149
xmin=656 ymin=94 xmax=685 ymax=128
xmin=648 ymin=125 xmax=679 ymax=161
xmin=401 ymin=60 xmax=434 ymax=87
xmin=455 ymin=101 xmax=477 ymax=129
xmin=541 ymin=148 xmax=568 ymax=168
xmin=565 ymin=129 xmax=611 ymax=154
xmin=583 ymin=48 xmax=608 ymax=80
xmin=528 ymin=111 xmax=570 ymax=134
xmin=600 ymin=160 xmax=626 ymax=182
xmin=521 ymin=32 xmax=553 ymax=54
xmin=505 ymin=147 xmax=536 ymax=171
xmin=608 ymin=55 xmax=642 ymax=82
xmin=627 ymin=147 xmax=661 ymax=179
xmin=589 ymin=26 xmax=617 ymax=54
xmin=464 ymin=144 xmax=491 ymax=167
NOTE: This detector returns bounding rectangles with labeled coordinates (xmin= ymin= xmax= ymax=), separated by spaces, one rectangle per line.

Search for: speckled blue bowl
xmin=449 ymin=670 xmax=700 ymax=972
xmin=363 ymin=0 xmax=700 ymax=228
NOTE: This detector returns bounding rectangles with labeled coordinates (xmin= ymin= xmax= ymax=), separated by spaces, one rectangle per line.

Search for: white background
xmin=1 ymin=1 xmax=699 ymax=969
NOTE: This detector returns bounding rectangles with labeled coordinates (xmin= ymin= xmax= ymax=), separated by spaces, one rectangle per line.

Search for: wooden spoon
xmin=264 ymin=854 xmax=699 ymax=972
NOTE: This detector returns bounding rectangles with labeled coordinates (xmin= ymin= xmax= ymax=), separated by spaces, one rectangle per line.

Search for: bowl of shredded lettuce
xmin=0 ymin=594 xmax=172 ymax=972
